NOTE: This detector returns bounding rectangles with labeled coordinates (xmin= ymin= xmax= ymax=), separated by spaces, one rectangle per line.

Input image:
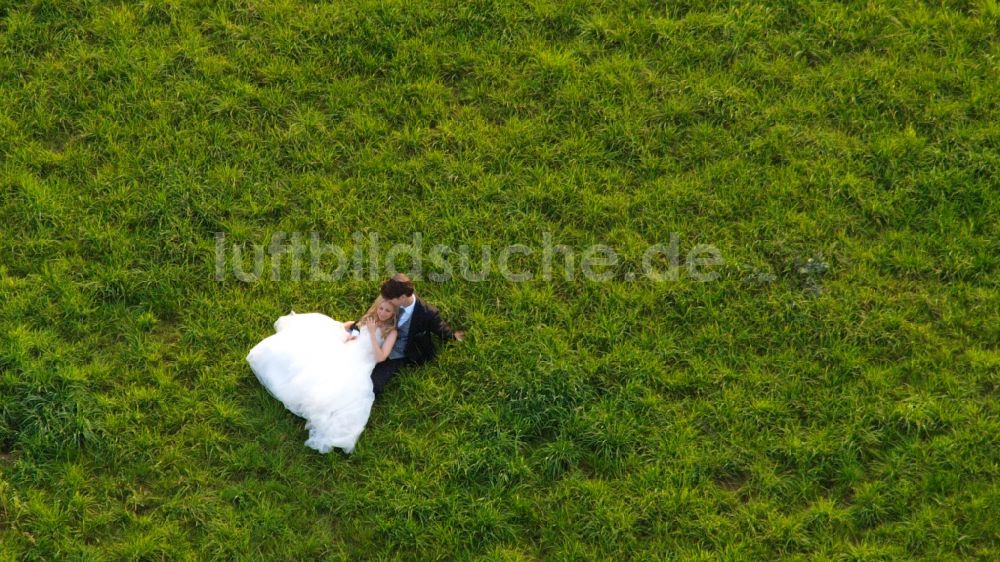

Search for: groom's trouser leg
xmin=371 ymin=359 xmax=407 ymax=396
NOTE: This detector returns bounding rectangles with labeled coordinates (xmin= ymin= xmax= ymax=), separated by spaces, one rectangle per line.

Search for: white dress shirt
xmin=398 ymin=295 xmax=416 ymax=326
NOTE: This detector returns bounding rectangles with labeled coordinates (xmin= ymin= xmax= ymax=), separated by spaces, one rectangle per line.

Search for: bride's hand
xmin=363 ymin=317 xmax=377 ymax=329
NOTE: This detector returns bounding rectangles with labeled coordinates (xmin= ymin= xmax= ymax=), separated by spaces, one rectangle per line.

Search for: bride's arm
xmin=368 ymin=326 xmax=397 ymax=363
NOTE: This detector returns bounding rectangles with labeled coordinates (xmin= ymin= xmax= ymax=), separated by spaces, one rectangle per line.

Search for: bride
xmin=246 ymin=298 xmax=399 ymax=454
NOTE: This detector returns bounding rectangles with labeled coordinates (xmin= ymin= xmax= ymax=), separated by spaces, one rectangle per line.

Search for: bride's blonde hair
xmin=360 ymin=297 xmax=398 ymax=336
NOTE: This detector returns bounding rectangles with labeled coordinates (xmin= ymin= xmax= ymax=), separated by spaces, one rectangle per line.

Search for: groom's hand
xmin=454 ymin=331 xmax=466 ymax=341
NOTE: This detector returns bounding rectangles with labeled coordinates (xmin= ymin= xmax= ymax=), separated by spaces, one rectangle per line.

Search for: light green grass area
xmin=2 ymin=0 xmax=998 ymax=559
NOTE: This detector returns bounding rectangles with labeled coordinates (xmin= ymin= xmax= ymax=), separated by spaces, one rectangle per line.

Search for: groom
xmin=347 ymin=274 xmax=465 ymax=397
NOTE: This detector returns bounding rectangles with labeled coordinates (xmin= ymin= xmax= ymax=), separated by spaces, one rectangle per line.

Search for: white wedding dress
xmin=246 ymin=312 xmax=381 ymax=454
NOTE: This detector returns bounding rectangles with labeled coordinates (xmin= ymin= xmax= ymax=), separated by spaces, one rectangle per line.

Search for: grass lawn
xmin=2 ymin=0 xmax=998 ymax=559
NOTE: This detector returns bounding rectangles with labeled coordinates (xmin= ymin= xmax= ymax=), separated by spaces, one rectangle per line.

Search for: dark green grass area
xmin=2 ymin=0 xmax=999 ymax=558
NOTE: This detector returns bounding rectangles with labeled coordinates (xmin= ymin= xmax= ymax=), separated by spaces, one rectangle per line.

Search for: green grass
xmin=2 ymin=0 xmax=999 ymax=559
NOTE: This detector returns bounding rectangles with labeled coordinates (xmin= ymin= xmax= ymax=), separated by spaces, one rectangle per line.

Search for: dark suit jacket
xmin=399 ymin=297 xmax=455 ymax=364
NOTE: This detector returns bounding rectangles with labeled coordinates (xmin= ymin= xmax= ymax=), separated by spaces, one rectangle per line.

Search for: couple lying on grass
xmin=246 ymin=273 xmax=465 ymax=453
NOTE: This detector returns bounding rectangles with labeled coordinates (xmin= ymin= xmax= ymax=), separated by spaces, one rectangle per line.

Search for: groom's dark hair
xmin=381 ymin=273 xmax=415 ymax=300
